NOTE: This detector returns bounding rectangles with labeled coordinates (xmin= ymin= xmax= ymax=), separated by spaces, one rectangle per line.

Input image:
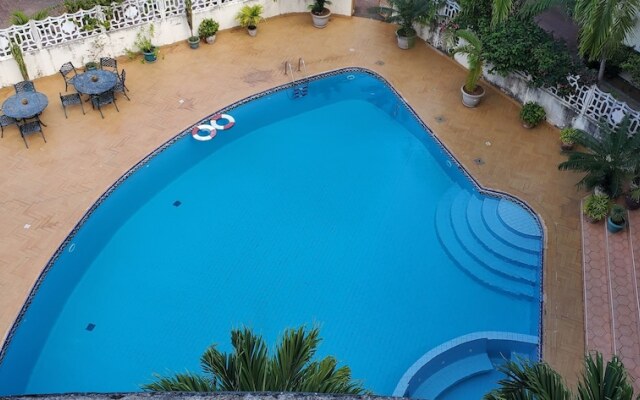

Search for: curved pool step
xmin=435 ymin=187 xmax=537 ymax=300
xmin=477 ymin=197 xmax=541 ymax=254
xmin=410 ymin=352 xmax=494 ymax=400
xmin=497 ymin=199 xmax=541 ymax=239
xmin=450 ymin=191 xmax=537 ymax=284
xmin=466 ymin=195 xmax=541 ymax=264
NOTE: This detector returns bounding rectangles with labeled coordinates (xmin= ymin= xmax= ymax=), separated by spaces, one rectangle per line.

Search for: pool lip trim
xmin=0 ymin=67 xmax=546 ymax=387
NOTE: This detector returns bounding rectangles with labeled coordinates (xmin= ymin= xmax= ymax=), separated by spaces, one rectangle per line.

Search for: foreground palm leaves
xmin=484 ymin=352 xmax=635 ymax=400
xmin=142 ymin=326 xmax=366 ymax=394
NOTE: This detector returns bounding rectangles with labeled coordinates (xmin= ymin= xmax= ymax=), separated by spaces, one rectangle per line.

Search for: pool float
xmin=211 ymin=114 xmax=235 ymax=130
xmin=191 ymin=124 xmax=217 ymax=141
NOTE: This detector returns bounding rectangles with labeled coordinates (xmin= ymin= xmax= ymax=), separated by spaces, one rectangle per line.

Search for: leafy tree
xmin=142 ymin=326 xmax=367 ymax=394
xmin=574 ymin=0 xmax=640 ymax=81
xmin=375 ymin=0 xmax=444 ymax=37
xmin=485 ymin=352 xmax=635 ymax=400
xmin=558 ymin=117 xmax=640 ymax=198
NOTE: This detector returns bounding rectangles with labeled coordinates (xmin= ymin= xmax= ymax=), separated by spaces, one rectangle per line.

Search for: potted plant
xmin=134 ymin=24 xmax=158 ymax=63
xmin=236 ymin=4 xmax=264 ymax=37
xmin=185 ymin=0 xmax=199 ymax=49
xmin=583 ymin=194 xmax=610 ymax=223
xmin=84 ymin=61 xmax=98 ymax=71
xmin=559 ymin=127 xmax=580 ymax=151
xmin=607 ymin=204 xmax=627 ymax=233
xmin=198 ymin=18 xmax=219 ymax=44
xmin=520 ymin=102 xmax=546 ymax=128
xmin=453 ymin=29 xmax=485 ymax=108
xmin=309 ymin=0 xmax=331 ymax=28
xmin=625 ymin=187 xmax=640 ymax=210
xmin=376 ymin=0 xmax=442 ymax=49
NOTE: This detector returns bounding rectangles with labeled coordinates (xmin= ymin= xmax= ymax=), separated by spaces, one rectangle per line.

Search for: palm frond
xmin=142 ymin=371 xmax=214 ymax=392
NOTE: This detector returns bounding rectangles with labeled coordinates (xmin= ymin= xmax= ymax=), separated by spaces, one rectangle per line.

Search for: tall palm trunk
xmin=598 ymin=58 xmax=606 ymax=82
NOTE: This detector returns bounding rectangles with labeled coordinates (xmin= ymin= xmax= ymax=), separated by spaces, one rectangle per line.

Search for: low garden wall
xmin=0 ymin=0 xmax=353 ymax=87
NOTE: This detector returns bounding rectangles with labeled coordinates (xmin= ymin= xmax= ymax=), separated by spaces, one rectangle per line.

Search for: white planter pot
xmin=311 ymin=9 xmax=331 ymax=28
xmin=205 ymin=35 xmax=216 ymax=44
xmin=460 ymin=85 xmax=485 ymax=108
xmin=396 ymin=29 xmax=416 ymax=49
xmin=247 ymin=26 xmax=257 ymax=37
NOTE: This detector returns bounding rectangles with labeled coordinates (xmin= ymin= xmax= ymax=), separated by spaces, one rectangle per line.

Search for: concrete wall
xmin=0 ymin=0 xmax=352 ymax=88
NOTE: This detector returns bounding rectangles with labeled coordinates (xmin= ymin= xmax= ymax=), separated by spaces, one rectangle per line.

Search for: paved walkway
xmin=0 ymin=14 xmax=585 ymax=385
xmin=583 ymin=205 xmax=640 ymax=389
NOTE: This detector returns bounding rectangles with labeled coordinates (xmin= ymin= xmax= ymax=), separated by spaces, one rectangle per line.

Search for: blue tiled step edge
xmin=435 ymin=187 xmax=537 ymax=300
xmin=411 ymin=352 xmax=494 ymax=400
xmin=450 ymin=191 xmax=538 ymax=283
xmin=480 ymin=197 xmax=542 ymax=253
xmin=467 ymin=194 xmax=541 ymax=260
xmin=498 ymin=199 xmax=541 ymax=238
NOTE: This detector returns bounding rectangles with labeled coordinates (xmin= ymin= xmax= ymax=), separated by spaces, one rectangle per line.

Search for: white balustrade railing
xmin=0 ymin=0 xmax=637 ymax=133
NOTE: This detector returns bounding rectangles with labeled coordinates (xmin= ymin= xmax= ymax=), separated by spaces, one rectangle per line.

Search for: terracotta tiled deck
xmin=0 ymin=14 xmax=585 ymax=386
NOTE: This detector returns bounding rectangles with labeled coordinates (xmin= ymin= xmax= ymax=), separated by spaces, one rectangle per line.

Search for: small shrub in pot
xmin=583 ymin=194 xmax=609 ymax=223
xmin=607 ymin=204 xmax=627 ymax=233
xmin=198 ymin=18 xmax=219 ymax=43
xmin=520 ymin=102 xmax=546 ymax=128
xmin=559 ymin=127 xmax=580 ymax=151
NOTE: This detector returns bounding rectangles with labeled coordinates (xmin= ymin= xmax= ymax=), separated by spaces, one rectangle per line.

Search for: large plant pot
xmin=143 ymin=48 xmax=157 ymax=63
xmin=607 ymin=216 xmax=626 ymax=233
xmin=461 ymin=85 xmax=485 ymax=108
xmin=205 ymin=35 xmax=216 ymax=44
xmin=311 ymin=8 xmax=331 ymax=28
xmin=396 ymin=29 xmax=416 ymax=49
xmin=188 ymin=36 xmax=200 ymax=49
xmin=247 ymin=26 xmax=257 ymax=37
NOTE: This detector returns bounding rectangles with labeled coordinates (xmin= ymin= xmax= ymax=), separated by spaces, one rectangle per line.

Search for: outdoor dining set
xmin=0 ymin=57 xmax=130 ymax=148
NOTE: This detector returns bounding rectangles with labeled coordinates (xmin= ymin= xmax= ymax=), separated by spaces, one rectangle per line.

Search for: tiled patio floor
xmin=0 ymin=14 xmax=585 ymax=385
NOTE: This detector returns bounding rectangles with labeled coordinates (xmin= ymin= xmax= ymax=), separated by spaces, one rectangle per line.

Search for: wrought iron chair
xmin=114 ymin=69 xmax=130 ymax=101
xmin=60 ymin=92 xmax=85 ymax=118
xmin=99 ymin=57 xmax=118 ymax=73
xmin=14 ymin=80 xmax=36 ymax=93
xmin=59 ymin=62 xmax=79 ymax=92
xmin=0 ymin=114 xmax=18 ymax=138
xmin=91 ymin=90 xmax=119 ymax=119
xmin=17 ymin=119 xmax=46 ymax=149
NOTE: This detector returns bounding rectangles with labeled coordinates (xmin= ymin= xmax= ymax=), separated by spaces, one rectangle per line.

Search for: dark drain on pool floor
xmin=86 ymin=323 xmax=96 ymax=331
xmin=173 ymin=200 xmax=182 ymax=207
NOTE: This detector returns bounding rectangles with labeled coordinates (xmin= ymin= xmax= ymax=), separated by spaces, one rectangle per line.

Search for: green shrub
xmin=622 ymin=52 xmax=640 ymax=86
xmin=583 ymin=194 xmax=610 ymax=222
xmin=560 ymin=127 xmax=580 ymax=144
xmin=198 ymin=18 xmax=219 ymax=38
xmin=236 ymin=4 xmax=264 ymax=28
xmin=520 ymin=102 xmax=546 ymax=127
xmin=481 ymin=19 xmax=574 ymax=90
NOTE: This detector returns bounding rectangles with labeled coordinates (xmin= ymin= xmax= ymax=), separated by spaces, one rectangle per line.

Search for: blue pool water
xmin=0 ymin=70 xmax=542 ymax=398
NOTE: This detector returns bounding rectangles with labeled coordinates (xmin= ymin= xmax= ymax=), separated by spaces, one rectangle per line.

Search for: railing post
xmin=29 ymin=20 xmax=42 ymax=50
xmin=579 ymin=85 xmax=596 ymax=119
xmin=156 ymin=0 xmax=167 ymax=19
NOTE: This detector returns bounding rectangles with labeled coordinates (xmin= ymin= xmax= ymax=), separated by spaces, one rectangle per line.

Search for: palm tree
xmin=453 ymin=29 xmax=485 ymax=95
xmin=558 ymin=117 xmax=640 ymax=198
xmin=142 ymin=326 xmax=367 ymax=394
xmin=485 ymin=352 xmax=635 ymax=399
xmin=574 ymin=0 xmax=640 ymax=81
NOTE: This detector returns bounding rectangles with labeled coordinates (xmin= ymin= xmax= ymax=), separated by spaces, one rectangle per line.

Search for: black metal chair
xmin=91 ymin=90 xmax=119 ymax=119
xmin=114 ymin=69 xmax=130 ymax=101
xmin=60 ymin=92 xmax=85 ymax=118
xmin=17 ymin=119 xmax=46 ymax=148
xmin=0 ymin=114 xmax=18 ymax=138
xmin=14 ymin=80 xmax=35 ymax=93
xmin=99 ymin=57 xmax=118 ymax=73
xmin=59 ymin=62 xmax=78 ymax=92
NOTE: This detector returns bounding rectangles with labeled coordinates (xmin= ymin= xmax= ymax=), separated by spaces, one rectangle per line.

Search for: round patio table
xmin=73 ymin=70 xmax=118 ymax=95
xmin=2 ymin=92 xmax=48 ymax=119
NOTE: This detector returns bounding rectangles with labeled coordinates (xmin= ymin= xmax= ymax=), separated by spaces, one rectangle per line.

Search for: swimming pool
xmin=0 ymin=69 xmax=542 ymax=398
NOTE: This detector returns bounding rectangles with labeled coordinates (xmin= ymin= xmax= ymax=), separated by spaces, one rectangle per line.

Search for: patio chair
xmin=0 ymin=114 xmax=18 ymax=138
xmin=14 ymin=80 xmax=36 ymax=93
xmin=99 ymin=57 xmax=118 ymax=73
xmin=59 ymin=62 xmax=79 ymax=92
xmin=114 ymin=69 xmax=130 ymax=101
xmin=60 ymin=92 xmax=85 ymax=118
xmin=91 ymin=90 xmax=119 ymax=119
xmin=17 ymin=119 xmax=46 ymax=149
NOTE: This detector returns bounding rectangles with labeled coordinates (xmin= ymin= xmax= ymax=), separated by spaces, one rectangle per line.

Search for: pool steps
xmin=393 ymin=331 xmax=539 ymax=399
xmin=410 ymin=352 xmax=494 ymax=400
xmin=435 ymin=186 xmax=541 ymax=300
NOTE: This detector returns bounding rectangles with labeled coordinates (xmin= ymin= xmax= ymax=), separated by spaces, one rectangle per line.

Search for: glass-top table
xmin=73 ymin=70 xmax=118 ymax=95
xmin=2 ymin=92 xmax=48 ymax=120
